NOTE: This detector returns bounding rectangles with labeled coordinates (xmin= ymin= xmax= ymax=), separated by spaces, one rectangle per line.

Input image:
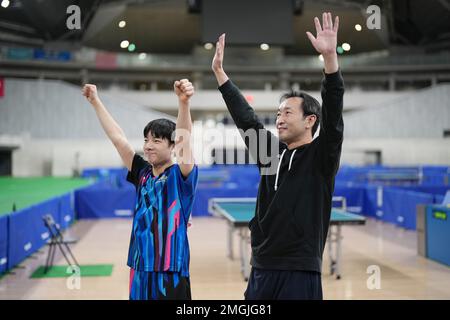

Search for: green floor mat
xmin=30 ymin=264 xmax=114 ymax=279
xmin=0 ymin=177 xmax=93 ymax=216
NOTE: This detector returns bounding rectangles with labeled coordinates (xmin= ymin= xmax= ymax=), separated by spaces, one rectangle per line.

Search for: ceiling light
xmin=260 ymin=43 xmax=270 ymax=51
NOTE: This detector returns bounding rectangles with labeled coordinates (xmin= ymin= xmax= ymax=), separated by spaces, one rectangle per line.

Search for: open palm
xmin=212 ymin=33 xmax=225 ymax=72
xmin=306 ymin=12 xmax=339 ymax=56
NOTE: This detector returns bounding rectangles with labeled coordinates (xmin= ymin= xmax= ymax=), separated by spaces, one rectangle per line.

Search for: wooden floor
xmin=1 ymin=216 xmax=449 ymax=300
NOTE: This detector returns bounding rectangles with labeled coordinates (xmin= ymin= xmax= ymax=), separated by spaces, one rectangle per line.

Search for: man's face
xmin=143 ymin=132 xmax=174 ymax=166
xmin=276 ymin=97 xmax=316 ymax=144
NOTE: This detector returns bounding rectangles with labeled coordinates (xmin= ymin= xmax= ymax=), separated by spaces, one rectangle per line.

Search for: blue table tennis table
xmin=208 ymin=197 xmax=366 ymax=281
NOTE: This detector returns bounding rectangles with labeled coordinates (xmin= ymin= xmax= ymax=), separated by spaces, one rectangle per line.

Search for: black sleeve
xmin=218 ymin=80 xmax=284 ymax=172
xmin=317 ymin=70 xmax=345 ymax=177
xmin=126 ymin=154 xmax=150 ymax=188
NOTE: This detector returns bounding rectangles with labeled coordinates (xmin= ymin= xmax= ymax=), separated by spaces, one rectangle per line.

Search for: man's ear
xmin=309 ymin=115 xmax=317 ymax=127
xmin=304 ymin=115 xmax=317 ymax=130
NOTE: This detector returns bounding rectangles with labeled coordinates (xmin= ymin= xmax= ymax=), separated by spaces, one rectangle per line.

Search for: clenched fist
xmin=174 ymin=79 xmax=194 ymax=103
xmin=82 ymin=84 xmax=100 ymax=105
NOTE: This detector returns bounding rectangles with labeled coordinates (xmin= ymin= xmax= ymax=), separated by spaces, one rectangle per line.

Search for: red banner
xmin=95 ymin=52 xmax=117 ymax=70
xmin=0 ymin=78 xmax=4 ymax=98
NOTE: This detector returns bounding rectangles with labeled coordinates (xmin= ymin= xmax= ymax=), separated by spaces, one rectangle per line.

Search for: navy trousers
xmin=244 ymin=267 xmax=323 ymax=300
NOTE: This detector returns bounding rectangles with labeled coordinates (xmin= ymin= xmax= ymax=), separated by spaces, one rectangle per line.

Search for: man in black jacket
xmin=211 ymin=12 xmax=344 ymax=300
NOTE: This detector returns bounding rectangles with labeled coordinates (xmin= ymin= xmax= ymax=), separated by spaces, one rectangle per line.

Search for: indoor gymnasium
xmin=0 ymin=0 xmax=449 ymax=300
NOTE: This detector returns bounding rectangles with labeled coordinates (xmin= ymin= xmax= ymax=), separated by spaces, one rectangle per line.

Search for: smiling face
xmin=276 ymin=97 xmax=317 ymax=145
xmin=142 ymin=119 xmax=176 ymax=167
xmin=143 ymin=132 xmax=174 ymax=167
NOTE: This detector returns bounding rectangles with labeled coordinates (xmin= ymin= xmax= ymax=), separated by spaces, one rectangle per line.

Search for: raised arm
xmin=82 ymin=84 xmax=134 ymax=171
xmin=173 ymin=79 xmax=195 ymax=178
xmin=211 ymin=34 xmax=281 ymax=170
xmin=212 ymin=33 xmax=263 ymax=132
xmin=212 ymin=33 xmax=229 ymax=86
xmin=307 ymin=13 xmax=344 ymax=176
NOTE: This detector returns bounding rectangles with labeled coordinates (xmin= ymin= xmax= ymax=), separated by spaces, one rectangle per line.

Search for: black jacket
xmin=218 ymin=70 xmax=344 ymax=273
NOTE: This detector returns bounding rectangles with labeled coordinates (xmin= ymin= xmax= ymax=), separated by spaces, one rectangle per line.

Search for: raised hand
xmin=212 ymin=33 xmax=225 ymax=72
xmin=82 ymin=84 xmax=100 ymax=105
xmin=174 ymin=79 xmax=194 ymax=103
xmin=306 ymin=12 xmax=339 ymax=56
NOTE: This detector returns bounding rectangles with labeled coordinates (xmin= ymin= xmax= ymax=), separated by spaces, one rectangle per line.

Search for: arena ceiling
xmin=0 ymin=0 xmax=449 ymax=55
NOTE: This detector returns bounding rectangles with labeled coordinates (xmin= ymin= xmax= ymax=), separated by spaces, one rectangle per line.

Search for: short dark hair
xmin=279 ymin=90 xmax=321 ymax=135
xmin=143 ymin=119 xmax=176 ymax=145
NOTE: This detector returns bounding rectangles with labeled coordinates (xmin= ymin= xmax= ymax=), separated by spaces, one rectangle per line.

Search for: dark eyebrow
xmin=278 ymin=106 xmax=292 ymax=112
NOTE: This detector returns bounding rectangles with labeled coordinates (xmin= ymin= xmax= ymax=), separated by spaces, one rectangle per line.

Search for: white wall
xmin=344 ymin=84 xmax=450 ymax=139
xmin=0 ymin=78 xmax=174 ymax=176
xmin=3 ymin=79 xmax=450 ymax=176
xmin=0 ymin=78 xmax=175 ymax=139
xmin=106 ymin=87 xmax=410 ymax=111
xmin=342 ymin=139 xmax=450 ymax=165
